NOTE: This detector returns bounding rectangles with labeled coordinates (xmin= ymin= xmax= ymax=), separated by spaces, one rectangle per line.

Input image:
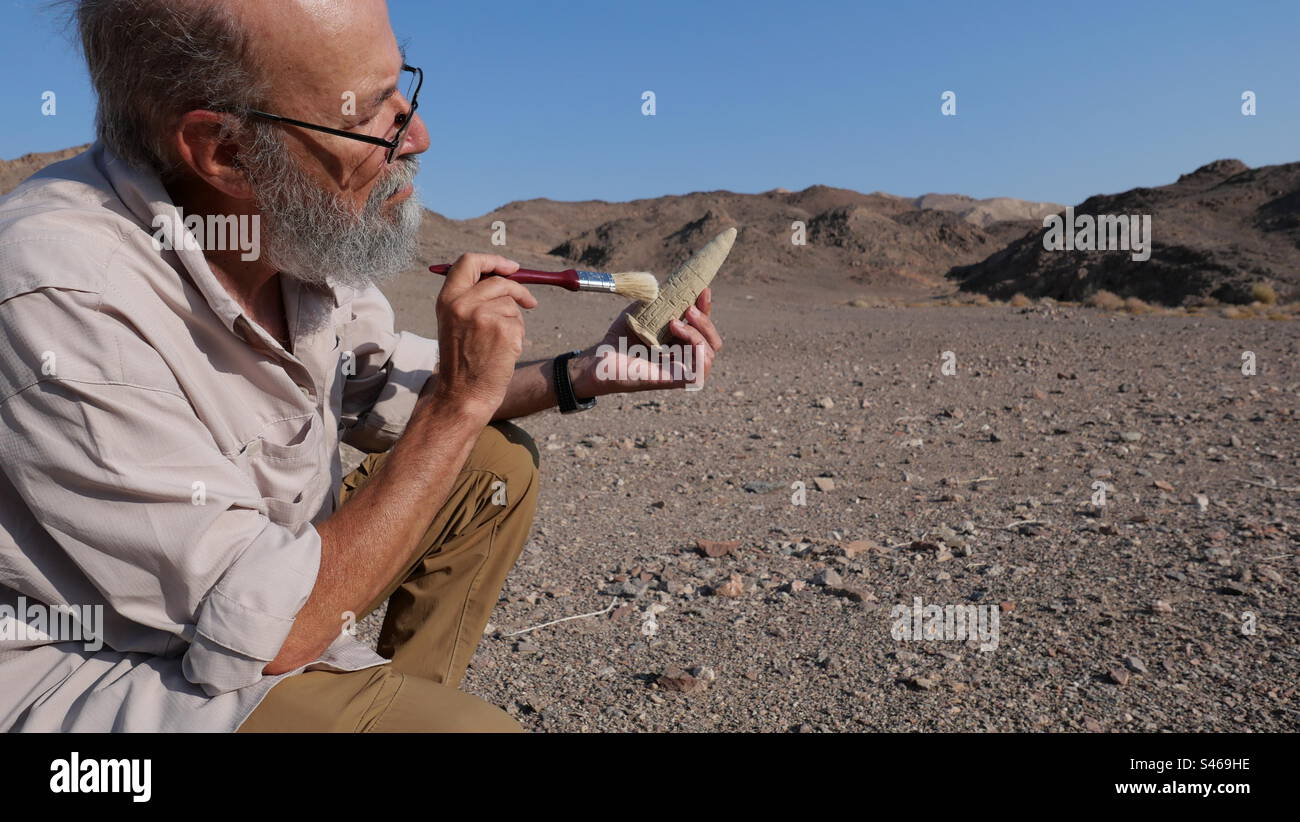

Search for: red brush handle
xmin=428 ymin=264 xmax=579 ymax=291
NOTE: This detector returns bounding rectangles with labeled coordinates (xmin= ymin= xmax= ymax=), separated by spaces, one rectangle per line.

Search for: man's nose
xmin=396 ymin=112 xmax=430 ymax=160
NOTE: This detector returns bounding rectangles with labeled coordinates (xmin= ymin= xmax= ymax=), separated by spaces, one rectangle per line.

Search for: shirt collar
xmin=96 ymin=142 xmax=248 ymax=337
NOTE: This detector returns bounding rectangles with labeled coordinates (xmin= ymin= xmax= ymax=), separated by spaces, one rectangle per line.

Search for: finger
xmin=697 ymin=287 xmax=712 ymax=316
xmin=668 ymin=317 xmax=709 ymax=351
xmin=483 ymin=293 xmax=528 ymax=319
xmin=465 ymin=272 xmax=538 ymax=309
xmin=666 ymin=322 xmax=711 ymax=385
xmin=683 ymin=304 xmax=722 ymax=352
xmin=440 ymin=253 xmax=521 ymax=301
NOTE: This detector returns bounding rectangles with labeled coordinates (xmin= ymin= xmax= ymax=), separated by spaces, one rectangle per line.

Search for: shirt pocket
xmin=236 ymin=414 xmax=325 ymax=528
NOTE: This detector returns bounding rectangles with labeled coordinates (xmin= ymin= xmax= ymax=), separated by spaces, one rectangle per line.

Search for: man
xmin=0 ymin=0 xmax=721 ymax=732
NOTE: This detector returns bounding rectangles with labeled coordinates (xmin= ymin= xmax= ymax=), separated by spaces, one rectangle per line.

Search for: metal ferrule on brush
xmin=575 ymin=270 xmax=617 ymax=293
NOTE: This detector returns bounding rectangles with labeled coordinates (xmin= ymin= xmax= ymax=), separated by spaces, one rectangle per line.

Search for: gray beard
xmin=243 ymin=138 xmax=423 ymax=293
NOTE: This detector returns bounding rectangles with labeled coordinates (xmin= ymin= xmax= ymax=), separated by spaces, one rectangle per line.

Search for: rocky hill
xmin=949 ymin=159 xmax=1300 ymax=306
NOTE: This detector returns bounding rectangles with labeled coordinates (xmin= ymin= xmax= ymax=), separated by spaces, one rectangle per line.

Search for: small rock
xmin=813 ymin=476 xmax=836 ymax=492
xmin=1123 ymin=655 xmax=1149 ymax=675
xmin=656 ymin=666 xmax=706 ymax=693
xmin=840 ymin=539 xmax=879 ymax=558
xmin=1107 ymin=667 xmax=1130 ymax=686
xmin=813 ymin=568 xmax=843 ymax=588
xmin=715 ymin=574 xmax=745 ymax=598
xmin=829 ymin=586 xmax=872 ymax=603
xmin=932 ymin=525 xmax=961 ymax=545
xmin=696 ymin=539 xmax=739 ymax=558
xmin=1150 ymin=599 xmax=1174 ymax=614
xmin=1120 ymin=431 xmax=1143 ymax=443
xmin=815 ymin=396 xmax=835 ymax=409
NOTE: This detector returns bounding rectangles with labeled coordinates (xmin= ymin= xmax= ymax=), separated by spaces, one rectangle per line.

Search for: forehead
xmin=236 ymin=0 xmax=401 ymax=108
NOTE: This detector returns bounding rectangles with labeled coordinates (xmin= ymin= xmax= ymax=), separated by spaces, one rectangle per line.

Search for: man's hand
xmin=571 ymin=287 xmax=722 ymax=397
xmin=426 ymin=253 xmax=537 ymax=417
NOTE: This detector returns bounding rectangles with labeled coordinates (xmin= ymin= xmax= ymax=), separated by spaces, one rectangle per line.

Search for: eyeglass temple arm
xmin=245 ymin=110 xmax=398 ymax=148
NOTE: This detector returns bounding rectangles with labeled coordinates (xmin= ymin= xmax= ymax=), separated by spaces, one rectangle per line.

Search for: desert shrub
xmin=1124 ymin=296 xmax=1152 ymax=314
xmin=1086 ymin=290 xmax=1124 ymax=310
xmin=1009 ymin=293 xmax=1031 ymax=307
xmin=1251 ymin=282 xmax=1278 ymax=305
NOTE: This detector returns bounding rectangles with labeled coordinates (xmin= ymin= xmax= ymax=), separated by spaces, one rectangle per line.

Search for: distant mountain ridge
xmin=949 ymin=158 xmax=1300 ymax=305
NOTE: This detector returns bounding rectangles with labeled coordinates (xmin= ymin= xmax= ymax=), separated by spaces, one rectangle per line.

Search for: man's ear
xmin=171 ymin=110 xmax=256 ymax=200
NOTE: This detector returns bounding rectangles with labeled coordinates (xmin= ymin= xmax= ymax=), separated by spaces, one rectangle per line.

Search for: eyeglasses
xmin=247 ymin=64 xmax=423 ymax=164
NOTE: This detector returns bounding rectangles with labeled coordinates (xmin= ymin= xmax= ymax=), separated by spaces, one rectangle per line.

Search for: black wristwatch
xmin=553 ymin=350 xmax=596 ymax=414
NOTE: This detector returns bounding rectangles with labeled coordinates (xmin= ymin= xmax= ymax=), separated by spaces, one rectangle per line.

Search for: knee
xmin=490 ymin=420 xmax=539 ymax=470
xmin=479 ymin=421 xmax=539 ymax=504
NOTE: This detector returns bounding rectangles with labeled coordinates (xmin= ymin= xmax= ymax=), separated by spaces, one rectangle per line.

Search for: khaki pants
xmin=238 ymin=421 xmax=539 ymax=733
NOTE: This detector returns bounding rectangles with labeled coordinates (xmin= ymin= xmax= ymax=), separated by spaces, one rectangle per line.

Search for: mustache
xmin=372 ymin=157 xmax=420 ymax=203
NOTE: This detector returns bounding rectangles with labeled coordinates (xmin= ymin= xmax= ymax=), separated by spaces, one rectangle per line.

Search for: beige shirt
xmin=0 ymin=143 xmax=439 ymax=731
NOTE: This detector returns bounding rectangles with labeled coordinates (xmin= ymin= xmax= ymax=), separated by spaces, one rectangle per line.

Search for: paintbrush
xmin=428 ymin=263 xmax=659 ymax=303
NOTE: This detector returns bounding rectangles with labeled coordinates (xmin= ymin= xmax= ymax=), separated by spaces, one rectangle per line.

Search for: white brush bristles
xmin=612 ymin=271 xmax=660 ymax=303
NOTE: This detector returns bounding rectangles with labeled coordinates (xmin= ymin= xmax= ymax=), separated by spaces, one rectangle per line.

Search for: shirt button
xmin=298 ymin=385 xmax=312 ymax=398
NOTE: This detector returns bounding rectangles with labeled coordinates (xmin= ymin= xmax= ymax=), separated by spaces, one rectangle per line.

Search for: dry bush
xmin=1009 ymin=293 xmax=1031 ymax=307
xmin=1251 ymin=282 xmax=1278 ymax=305
xmin=1124 ymin=296 xmax=1153 ymax=314
xmin=1086 ymin=290 xmax=1124 ymax=310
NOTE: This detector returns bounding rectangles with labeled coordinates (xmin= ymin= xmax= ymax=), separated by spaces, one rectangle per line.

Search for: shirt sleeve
xmin=337 ymin=284 xmax=439 ymax=453
xmin=0 ymin=377 xmax=321 ymax=697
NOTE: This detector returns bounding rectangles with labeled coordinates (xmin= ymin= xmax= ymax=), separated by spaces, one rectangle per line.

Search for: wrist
xmin=415 ymin=384 xmax=496 ymax=429
xmin=568 ymin=347 xmax=602 ymax=399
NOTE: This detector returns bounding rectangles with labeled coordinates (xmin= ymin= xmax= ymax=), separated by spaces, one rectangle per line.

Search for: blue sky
xmin=2 ymin=0 xmax=1297 ymax=219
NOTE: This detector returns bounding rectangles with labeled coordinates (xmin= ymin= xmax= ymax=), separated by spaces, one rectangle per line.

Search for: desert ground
xmin=355 ymin=274 xmax=1299 ymax=732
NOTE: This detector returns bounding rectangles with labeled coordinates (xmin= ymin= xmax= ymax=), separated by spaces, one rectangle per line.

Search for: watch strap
xmin=553 ymin=350 xmax=596 ymax=414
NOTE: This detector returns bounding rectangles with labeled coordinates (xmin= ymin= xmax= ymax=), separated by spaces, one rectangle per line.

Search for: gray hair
xmin=66 ymin=0 xmax=271 ymax=176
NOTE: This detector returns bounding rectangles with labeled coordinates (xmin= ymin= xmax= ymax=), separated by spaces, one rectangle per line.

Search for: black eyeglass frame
xmin=246 ymin=64 xmax=422 ymax=163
